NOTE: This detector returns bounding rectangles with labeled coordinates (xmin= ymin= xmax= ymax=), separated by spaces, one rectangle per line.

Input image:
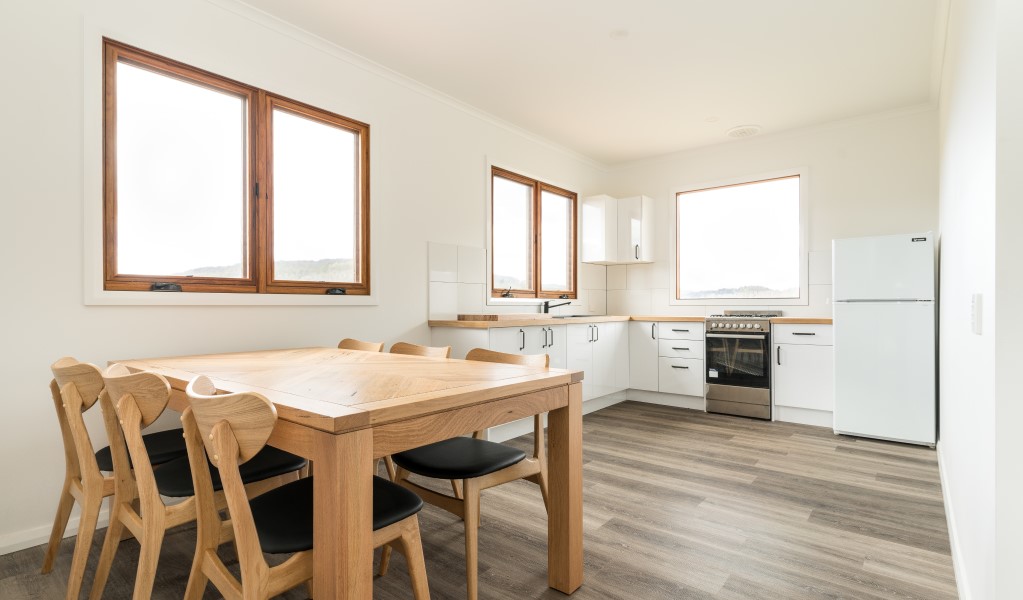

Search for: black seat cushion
xmin=249 ymin=476 xmax=424 ymax=554
xmin=392 ymin=437 xmax=527 ymax=480
xmin=95 ymin=428 xmax=188 ymax=472
xmin=153 ymin=447 xmax=307 ymax=498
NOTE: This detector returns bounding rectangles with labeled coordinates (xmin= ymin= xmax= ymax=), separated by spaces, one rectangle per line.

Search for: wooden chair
xmin=338 ymin=338 xmax=385 ymax=352
xmin=379 ymin=342 xmax=453 ymax=479
xmin=88 ymin=365 xmax=308 ymax=600
xmin=389 ymin=341 xmax=452 ymax=358
xmin=42 ymin=357 xmax=189 ymax=600
xmin=182 ymin=375 xmax=431 ymax=600
xmin=384 ymin=348 xmax=550 ymax=600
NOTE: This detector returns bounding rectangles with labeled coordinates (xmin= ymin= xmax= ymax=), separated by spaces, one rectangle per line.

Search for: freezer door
xmin=833 ymin=233 xmax=934 ymax=301
xmin=834 ymin=301 xmax=936 ymax=445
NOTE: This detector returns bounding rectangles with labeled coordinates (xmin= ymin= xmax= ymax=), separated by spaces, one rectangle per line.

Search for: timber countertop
xmin=428 ymin=315 xmax=631 ymax=329
xmin=430 ymin=315 xmax=833 ymax=328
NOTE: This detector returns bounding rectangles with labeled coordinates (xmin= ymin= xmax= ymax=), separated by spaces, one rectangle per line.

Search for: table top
xmin=116 ymin=347 xmax=582 ymax=434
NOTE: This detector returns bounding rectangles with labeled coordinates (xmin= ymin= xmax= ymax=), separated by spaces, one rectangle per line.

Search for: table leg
xmin=312 ymin=427 xmax=374 ymax=598
xmin=547 ymin=382 xmax=583 ymax=593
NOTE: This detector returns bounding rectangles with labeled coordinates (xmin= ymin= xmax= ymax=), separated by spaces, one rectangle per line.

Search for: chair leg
xmin=384 ymin=456 xmax=397 ymax=481
xmin=462 ymin=478 xmax=481 ymax=600
xmin=379 ymin=544 xmax=393 ymax=577
xmin=401 ymin=517 xmax=431 ymax=600
xmin=183 ymin=513 xmax=219 ymax=600
xmin=65 ymin=496 xmax=101 ymax=600
xmin=41 ymin=480 xmax=75 ymax=574
xmin=131 ymin=514 xmax=166 ymax=600
xmin=87 ymin=506 xmax=125 ymax=600
xmin=450 ymin=479 xmax=463 ymax=499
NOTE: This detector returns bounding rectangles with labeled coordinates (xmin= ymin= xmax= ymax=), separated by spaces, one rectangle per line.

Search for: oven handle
xmin=705 ymin=333 xmax=767 ymax=340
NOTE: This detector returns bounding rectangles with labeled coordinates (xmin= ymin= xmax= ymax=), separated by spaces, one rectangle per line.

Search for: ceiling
xmin=239 ymin=0 xmax=946 ymax=165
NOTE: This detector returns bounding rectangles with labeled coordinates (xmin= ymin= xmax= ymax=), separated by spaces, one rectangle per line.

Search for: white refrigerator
xmin=833 ymin=232 xmax=936 ymax=446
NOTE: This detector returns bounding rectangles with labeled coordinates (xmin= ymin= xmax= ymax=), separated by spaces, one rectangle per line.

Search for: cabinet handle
xmin=651 ymin=323 xmax=656 ymax=339
xmin=671 ymin=365 xmax=689 ymax=369
xmin=547 ymin=327 xmax=553 ymax=347
xmin=589 ymin=324 xmax=594 ymax=343
xmin=672 ymin=329 xmax=690 ymax=333
xmin=541 ymin=327 xmax=547 ymax=349
xmin=635 ymin=244 xmax=640 ymax=260
xmin=595 ymin=325 xmax=599 ymax=342
xmin=792 ymin=332 xmax=816 ymax=336
xmin=672 ymin=347 xmax=690 ymax=351
xmin=519 ymin=329 xmax=525 ymax=351
xmin=777 ymin=346 xmax=782 ymax=365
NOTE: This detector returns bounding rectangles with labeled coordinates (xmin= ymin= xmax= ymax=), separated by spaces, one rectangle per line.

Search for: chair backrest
xmin=465 ymin=348 xmax=549 ymax=368
xmin=338 ymin=338 xmax=385 ymax=352
xmin=390 ymin=342 xmax=452 ymax=358
xmin=465 ymin=348 xmax=549 ymax=450
xmin=185 ymin=375 xmax=277 ymax=583
xmin=49 ymin=358 xmax=107 ymax=483
xmin=102 ymin=365 xmax=172 ymax=508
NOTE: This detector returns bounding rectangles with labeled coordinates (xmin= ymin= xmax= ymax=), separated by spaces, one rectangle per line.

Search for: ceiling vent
xmin=726 ymin=124 xmax=762 ymax=139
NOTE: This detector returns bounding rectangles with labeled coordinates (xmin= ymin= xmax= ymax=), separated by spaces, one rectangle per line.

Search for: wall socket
xmin=971 ymin=293 xmax=983 ymax=335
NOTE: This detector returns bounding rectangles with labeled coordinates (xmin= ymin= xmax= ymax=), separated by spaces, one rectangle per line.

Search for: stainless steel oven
xmin=705 ymin=311 xmax=779 ymax=420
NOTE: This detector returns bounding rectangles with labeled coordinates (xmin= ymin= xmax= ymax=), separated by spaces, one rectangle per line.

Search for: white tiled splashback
xmin=604 ymin=249 xmax=833 ymax=318
xmin=428 ymin=243 xmax=832 ymax=320
xmin=427 ymin=242 xmax=608 ymax=320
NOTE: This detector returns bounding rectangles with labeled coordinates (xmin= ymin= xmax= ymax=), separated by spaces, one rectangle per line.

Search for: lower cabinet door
xmin=658 ymin=357 xmax=704 ymax=396
xmin=566 ymin=324 xmax=595 ymax=401
xmin=773 ymin=343 xmax=834 ymax=411
xmin=489 ymin=327 xmax=528 ymax=355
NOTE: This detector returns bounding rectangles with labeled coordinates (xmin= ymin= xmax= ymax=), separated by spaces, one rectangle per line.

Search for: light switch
xmin=971 ymin=293 xmax=983 ymax=335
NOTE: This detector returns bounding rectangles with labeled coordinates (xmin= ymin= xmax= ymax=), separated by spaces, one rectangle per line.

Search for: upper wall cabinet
xmin=581 ymin=195 xmax=654 ymax=265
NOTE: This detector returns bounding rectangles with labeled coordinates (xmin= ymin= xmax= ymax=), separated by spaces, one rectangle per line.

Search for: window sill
xmin=84 ymin=288 xmax=380 ymax=306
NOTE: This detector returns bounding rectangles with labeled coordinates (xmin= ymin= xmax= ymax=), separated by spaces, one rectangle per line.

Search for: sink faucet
xmin=541 ymin=299 xmax=572 ymax=314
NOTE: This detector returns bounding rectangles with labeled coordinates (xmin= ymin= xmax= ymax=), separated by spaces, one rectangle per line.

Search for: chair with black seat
xmin=181 ymin=375 xmax=431 ymax=600
xmin=385 ymin=348 xmax=551 ymax=600
xmin=88 ymin=365 xmax=308 ymax=600
xmin=42 ymin=357 xmax=189 ymax=600
xmin=338 ymin=337 xmax=385 ymax=352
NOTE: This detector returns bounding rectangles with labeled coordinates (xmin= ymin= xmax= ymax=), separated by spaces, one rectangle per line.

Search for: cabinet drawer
xmin=658 ymin=322 xmax=705 ymax=340
xmin=657 ymin=339 xmax=705 ymax=359
xmin=772 ymin=324 xmax=833 ymax=345
xmin=658 ymin=357 xmax=705 ymax=396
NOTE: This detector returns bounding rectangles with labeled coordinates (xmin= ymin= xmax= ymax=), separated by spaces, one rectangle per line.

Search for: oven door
xmin=704 ymin=333 xmax=770 ymax=389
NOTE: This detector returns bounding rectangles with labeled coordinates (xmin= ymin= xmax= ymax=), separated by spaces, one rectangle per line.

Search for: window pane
xmin=493 ymin=175 xmax=534 ymax=291
xmin=116 ymin=61 xmax=246 ymax=277
xmin=272 ymin=108 xmax=359 ymax=283
xmin=541 ymin=190 xmax=572 ymax=291
xmin=676 ymin=176 xmax=800 ymax=299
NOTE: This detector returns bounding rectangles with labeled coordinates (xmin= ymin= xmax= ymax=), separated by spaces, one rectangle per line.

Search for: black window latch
xmin=326 ymin=288 xmax=347 ymax=295
xmin=150 ymin=282 xmax=182 ymax=292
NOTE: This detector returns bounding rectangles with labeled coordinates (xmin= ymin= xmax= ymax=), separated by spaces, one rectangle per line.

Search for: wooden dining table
xmin=116 ymin=347 xmax=584 ymax=599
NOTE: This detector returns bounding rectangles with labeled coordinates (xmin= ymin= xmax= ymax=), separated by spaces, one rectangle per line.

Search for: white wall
xmin=600 ymin=109 xmax=939 ymax=317
xmin=993 ymin=0 xmax=1023 ymax=597
xmin=936 ymin=0 xmax=997 ymax=597
xmin=0 ymin=0 xmax=605 ymax=553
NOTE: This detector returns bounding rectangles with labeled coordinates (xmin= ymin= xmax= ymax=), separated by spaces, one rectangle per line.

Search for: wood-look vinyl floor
xmin=0 ymin=402 xmax=957 ymax=599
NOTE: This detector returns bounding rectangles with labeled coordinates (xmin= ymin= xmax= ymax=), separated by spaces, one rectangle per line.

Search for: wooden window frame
xmin=490 ymin=166 xmax=577 ymax=300
xmin=102 ymin=39 xmax=370 ymax=295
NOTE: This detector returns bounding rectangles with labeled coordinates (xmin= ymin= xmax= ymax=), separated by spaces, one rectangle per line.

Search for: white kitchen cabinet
xmin=657 ymin=357 xmax=704 ymax=396
xmin=617 ymin=196 xmax=655 ymax=264
xmin=591 ymin=321 xmax=628 ymax=398
xmin=489 ymin=325 xmax=566 ymax=369
xmin=580 ymin=194 xmax=654 ymax=265
xmin=657 ymin=339 xmax=705 ymax=360
xmin=566 ymin=324 xmax=595 ymax=400
xmin=772 ymin=324 xmax=834 ymax=419
xmin=629 ymin=321 xmax=659 ymax=391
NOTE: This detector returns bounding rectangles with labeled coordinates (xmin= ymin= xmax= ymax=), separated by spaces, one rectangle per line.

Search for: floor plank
xmin=0 ymin=402 xmax=956 ymax=599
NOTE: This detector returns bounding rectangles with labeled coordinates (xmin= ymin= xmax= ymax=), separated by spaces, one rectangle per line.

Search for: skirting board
xmin=624 ymin=389 xmax=705 ymax=411
xmin=937 ymin=442 xmax=971 ymax=600
xmin=488 ymin=391 xmax=627 ymax=443
xmin=774 ymin=406 xmax=834 ymax=427
xmin=0 ymin=507 xmax=111 ymax=558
